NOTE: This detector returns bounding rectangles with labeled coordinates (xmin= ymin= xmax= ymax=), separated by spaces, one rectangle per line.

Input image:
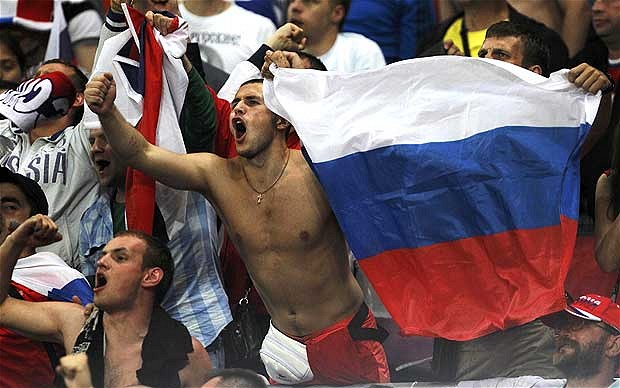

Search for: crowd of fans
xmin=0 ymin=0 xmax=618 ymax=387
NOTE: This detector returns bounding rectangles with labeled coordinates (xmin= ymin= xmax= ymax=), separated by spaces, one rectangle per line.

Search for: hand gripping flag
xmin=263 ymin=56 xmax=601 ymax=340
xmin=85 ymin=4 xmax=189 ymax=237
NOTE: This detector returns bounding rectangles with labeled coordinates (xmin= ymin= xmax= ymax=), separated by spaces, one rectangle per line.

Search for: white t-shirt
xmin=320 ymin=32 xmax=386 ymax=73
xmin=179 ymin=3 xmax=275 ymax=73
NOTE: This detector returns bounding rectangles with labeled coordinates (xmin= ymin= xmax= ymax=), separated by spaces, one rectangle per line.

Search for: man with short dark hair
xmin=479 ymin=20 xmax=551 ymax=76
xmin=544 ymin=294 xmax=620 ymax=388
xmin=0 ymin=218 xmax=212 ymax=387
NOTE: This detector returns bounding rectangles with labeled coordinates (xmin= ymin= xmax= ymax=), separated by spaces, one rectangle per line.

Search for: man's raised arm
xmin=85 ymin=72 xmax=222 ymax=195
xmin=0 ymin=215 xmax=81 ymax=345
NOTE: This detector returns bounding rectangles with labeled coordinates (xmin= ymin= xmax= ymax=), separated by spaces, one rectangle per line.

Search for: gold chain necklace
xmin=242 ymin=149 xmax=291 ymax=205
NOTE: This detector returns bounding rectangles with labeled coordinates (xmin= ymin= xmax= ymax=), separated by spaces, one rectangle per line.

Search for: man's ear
xmin=606 ymin=334 xmax=620 ymax=358
xmin=275 ymin=116 xmax=291 ymax=132
xmin=142 ymin=267 xmax=163 ymax=289
xmin=527 ymin=65 xmax=543 ymax=76
xmin=330 ymin=3 xmax=345 ymax=27
xmin=73 ymin=91 xmax=85 ymax=108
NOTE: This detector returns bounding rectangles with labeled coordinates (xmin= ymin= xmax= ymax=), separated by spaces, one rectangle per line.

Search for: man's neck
xmin=183 ymin=0 xmax=231 ymax=16
xmin=463 ymin=0 xmax=509 ymax=31
xmin=242 ymin=141 xmax=290 ymax=186
xmin=305 ymin=28 xmax=339 ymax=57
xmin=102 ymin=304 xmax=152 ymax=342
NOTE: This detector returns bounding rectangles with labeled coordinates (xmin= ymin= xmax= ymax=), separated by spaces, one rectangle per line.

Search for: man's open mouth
xmin=233 ymin=119 xmax=247 ymax=140
xmin=290 ymin=19 xmax=303 ymax=28
xmin=94 ymin=272 xmax=108 ymax=291
xmin=95 ymin=159 xmax=110 ymax=173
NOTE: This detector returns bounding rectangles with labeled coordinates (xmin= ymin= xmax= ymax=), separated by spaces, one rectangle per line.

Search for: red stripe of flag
xmin=359 ymin=215 xmax=576 ymax=340
xmin=16 ymin=0 xmax=53 ymax=22
xmin=125 ymin=7 xmax=162 ymax=235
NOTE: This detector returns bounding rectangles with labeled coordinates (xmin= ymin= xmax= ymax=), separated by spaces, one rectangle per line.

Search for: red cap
xmin=565 ymin=294 xmax=620 ymax=333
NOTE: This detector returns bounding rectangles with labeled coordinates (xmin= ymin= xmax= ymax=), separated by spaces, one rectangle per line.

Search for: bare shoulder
xmin=179 ymin=337 xmax=211 ymax=387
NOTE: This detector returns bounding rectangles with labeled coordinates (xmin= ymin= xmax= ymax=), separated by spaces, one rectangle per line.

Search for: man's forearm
xmin=0 ymin=235 xmax=26 ymax=305
xmin=98 ymin=106 xmax=150 ymax=169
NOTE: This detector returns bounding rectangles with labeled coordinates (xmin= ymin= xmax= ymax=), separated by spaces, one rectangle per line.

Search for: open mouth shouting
xmin=232 ymin=118 xmax=247 ymax=142
xmin=94 ymin=158 xmax=110 ymax=175
xmin=93 ymin=271 xmax=108 ymax=292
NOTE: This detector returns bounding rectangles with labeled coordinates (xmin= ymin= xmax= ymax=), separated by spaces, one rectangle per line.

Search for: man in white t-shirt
xmin=287 ymin=0 xmax=385 ymax=72
xmin=179 ymin=0 xmax=275 ymax=73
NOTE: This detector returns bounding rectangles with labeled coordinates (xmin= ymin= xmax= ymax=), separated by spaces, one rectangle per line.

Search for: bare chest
xmin=220 ymin=174 xmax=332 ymax=254
xmin=104 ymin=341 xmax=142 ymax=388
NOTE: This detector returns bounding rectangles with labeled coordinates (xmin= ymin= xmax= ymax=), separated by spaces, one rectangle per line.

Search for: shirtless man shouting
xmin=85 ymin=72 xmax=390 ymax=385
xmin=0 ymin=215 xmax=211 ymax=387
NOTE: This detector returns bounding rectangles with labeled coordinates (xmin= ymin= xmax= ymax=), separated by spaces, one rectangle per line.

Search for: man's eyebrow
xmin=101 ymin=247 xmax=129 ymax=255
xmin=0 ymin=197 xmax=20 ymax=205
xmin=492 ymin=48 xmax=510 ymax=54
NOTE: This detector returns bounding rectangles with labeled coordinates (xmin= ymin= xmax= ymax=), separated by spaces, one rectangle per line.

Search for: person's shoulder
xmin=338 ymin=32 xmax=382 ymax=52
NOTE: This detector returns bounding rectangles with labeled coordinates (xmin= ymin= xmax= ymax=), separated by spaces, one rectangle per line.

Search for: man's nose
xmin=289 ymin=0 xmax=303 ymax=13
xmin=91 ymin=138 xmax=105 ymax=153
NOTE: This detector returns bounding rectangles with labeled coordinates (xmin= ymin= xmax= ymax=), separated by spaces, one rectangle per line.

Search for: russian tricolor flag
xmin=264 ymin=56 xmax=601 ymax=340
xmin=12 ymin=251 xmax=93 ymax=304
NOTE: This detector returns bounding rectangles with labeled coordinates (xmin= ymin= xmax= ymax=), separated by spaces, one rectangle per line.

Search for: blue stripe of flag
xmin=311 ymin=124 xmax=586 ymax=259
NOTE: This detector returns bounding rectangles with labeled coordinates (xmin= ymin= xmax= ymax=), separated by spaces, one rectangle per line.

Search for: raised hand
xmin=145 ymin=10 xmax=177 ymax=36
xmin=568 ymin=63 xmax=613 ymax=94
xmin=110 ymin=0 xmax=135 ymax=14
xmin=84 ymin=73 xmax=116 ymax=116
xmin=56 ymin=353 xmax=92 ymax=388
xmin=266 ymin=23 xmax=307 ymax=52
xmin=9 ymin=215 xmax=62 ymax=249
xmin=261 ymin=50 xmax=308 ymax=80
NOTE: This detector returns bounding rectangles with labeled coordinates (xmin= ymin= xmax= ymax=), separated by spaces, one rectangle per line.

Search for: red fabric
xmin=300 ymin=307 xmax=390 ymax=385
xmin=608 ymin=67 xmax=620 ymax=86
xmin=125 ymin=7 xmax=162 ymax=234
xmin=16 ymin=0 xmax=53 ymax=22
xmin=0 ymin=282 xmax=62 ymax=388
xmin=565 ymin=235 xmax=618 ymax=298
xmin=360 ymin=216 xmax=577 ymax=340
